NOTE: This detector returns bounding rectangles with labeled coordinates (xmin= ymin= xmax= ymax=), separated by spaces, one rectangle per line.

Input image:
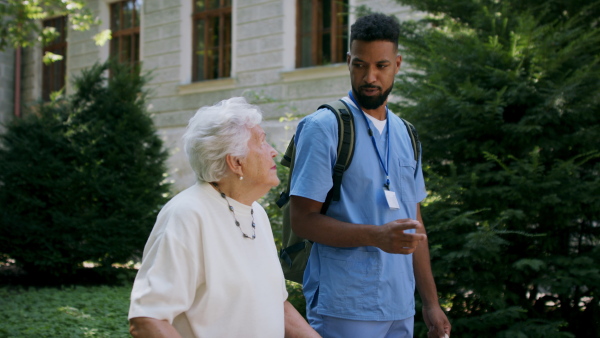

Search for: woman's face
xmin=241 ymin=125 xmax=280 ymax=189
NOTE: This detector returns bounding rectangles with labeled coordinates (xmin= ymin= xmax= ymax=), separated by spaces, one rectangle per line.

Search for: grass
xmin=0 ymin=266 xmax=306 ymax=338
xmin=0 ymin=285 xmax=132 ymax=337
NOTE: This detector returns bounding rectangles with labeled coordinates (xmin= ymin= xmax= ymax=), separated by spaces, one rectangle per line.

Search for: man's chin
xmin=358 ymin=96 xmax=386 ymax=110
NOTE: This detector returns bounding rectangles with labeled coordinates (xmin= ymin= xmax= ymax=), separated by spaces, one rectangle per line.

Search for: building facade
xmin=2 ymin=0 xmax=421 ymax=192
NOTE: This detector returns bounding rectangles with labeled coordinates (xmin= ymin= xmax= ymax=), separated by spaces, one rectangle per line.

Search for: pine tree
xmin=391 ymin=1 xmax=600 ymax=336
xmin=0 ymin=61 xmax=171 ymax=278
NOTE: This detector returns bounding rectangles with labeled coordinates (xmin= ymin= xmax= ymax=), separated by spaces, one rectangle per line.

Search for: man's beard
xmin=352 ymin=84 xmax=393 ymax=110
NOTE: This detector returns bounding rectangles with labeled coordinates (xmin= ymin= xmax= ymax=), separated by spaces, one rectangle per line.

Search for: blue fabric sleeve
xmin=289 ymin=109 xmax=339 ymax=203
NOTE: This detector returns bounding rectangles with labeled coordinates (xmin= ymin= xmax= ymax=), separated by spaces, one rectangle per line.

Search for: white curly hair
xmin=182 ymin=97 xmax=262 ymax=182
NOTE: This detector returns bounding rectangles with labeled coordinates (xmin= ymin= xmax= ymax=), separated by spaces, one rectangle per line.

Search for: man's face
xmin=347 ymin=40 xmax=402 ymax=110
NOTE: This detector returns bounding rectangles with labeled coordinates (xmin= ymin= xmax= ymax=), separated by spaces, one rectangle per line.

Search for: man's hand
xmin=423 ymin=305 xmax=451 ymax=338
xmin=376 ymin=219 xmax=426 ymax=254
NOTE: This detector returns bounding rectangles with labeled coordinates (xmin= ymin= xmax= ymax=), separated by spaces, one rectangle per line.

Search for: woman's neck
xmin=210 ymin=179 xmax=256 ymax=206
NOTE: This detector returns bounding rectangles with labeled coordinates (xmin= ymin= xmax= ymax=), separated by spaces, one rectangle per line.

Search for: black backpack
xmin=276 ymin=99 xmax=421 ymax=284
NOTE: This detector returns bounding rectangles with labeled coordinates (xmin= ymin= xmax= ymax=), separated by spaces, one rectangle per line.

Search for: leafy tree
xmin=0 ymin=0 xmax=109 ymax=62
xmin=391 ymin=0 xmax=600 ymax=337
xmin=0 ymin=61 xmax=171 ymax=277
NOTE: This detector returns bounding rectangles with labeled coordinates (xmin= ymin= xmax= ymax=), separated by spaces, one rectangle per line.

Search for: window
xmin=110 ymin=0 xmax=142 ymax=67
xmin=296 ymin=0 xmax=348 ymax=68
xmin=192 ymin=0 xmax=232 ymax=81
xmin=42 ymin=16 xmax=67 ymax=101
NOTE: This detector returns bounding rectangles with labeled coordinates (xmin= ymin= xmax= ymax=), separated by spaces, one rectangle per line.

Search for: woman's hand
xmin=129 ymin=317 xmax=182 ymax=338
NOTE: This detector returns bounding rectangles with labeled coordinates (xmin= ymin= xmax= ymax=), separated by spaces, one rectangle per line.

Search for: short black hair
xmin=350 ymin=13 xmax=400 ymax=48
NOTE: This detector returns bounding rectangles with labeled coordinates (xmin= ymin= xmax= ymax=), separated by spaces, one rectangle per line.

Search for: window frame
xmin=109 ymin=0 xmax=141 ymax=67
xmin=295 ymin=0 xmax=348 ymax=68
xmin=42 ymin=16 xmax=67 ymax=101
xmin=191 ymin=0 xmax=232 ymax=82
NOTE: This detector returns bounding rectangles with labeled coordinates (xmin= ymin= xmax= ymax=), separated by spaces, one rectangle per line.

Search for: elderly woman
xmin=128 ymin=97 xmax=318 ymax=338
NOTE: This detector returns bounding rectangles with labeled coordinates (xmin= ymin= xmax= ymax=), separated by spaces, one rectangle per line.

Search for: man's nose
xmin=364 ymin=67 xmax=377 ymax=84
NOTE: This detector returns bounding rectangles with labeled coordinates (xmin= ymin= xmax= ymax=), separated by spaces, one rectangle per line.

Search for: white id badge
xmin=384 ymin=189 xmax=400 ymax=210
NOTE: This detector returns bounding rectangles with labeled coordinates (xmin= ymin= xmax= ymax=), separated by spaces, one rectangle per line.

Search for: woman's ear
xmin=225 ymin=154 xmax=244 ymax=177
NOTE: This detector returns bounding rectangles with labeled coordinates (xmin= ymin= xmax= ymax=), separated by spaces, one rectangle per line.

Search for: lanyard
xmin=348 ymin=91 xmax=392 ymax=190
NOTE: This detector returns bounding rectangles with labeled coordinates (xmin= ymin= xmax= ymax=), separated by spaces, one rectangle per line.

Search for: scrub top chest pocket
xmin=398 ymin=158 xmax=418 ymax=202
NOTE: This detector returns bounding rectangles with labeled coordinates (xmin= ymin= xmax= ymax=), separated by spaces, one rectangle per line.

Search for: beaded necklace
xmin=211 ymin=182 xmax=256 ymax=240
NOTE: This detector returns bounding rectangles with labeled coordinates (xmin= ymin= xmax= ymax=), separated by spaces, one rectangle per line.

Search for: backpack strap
xmin=400 ymin=118 xmax=421 ymax=162
xmin=276 ymin=135 xmax=296 ymax=208
xmin=276 ymin=100 xmax=356 ymax=212
xmin=319 ymin=100 xmax=355 ymax=214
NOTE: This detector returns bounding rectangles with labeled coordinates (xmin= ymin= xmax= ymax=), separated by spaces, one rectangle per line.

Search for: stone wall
xmin=14 ymin=0 xmax=420 ymax=193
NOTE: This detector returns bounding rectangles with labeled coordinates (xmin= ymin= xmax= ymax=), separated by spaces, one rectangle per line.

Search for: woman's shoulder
xmin=251 ymin=201 xmax=268 ymax=218
xmin=156 ymin=183 xmax=216 ymax=225
xmin=150 ymin=184 xmax=215 ymax=242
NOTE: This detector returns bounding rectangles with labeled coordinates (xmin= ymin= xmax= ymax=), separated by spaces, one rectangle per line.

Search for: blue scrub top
xmin=290 ymin=96 xmax=428 ymax=321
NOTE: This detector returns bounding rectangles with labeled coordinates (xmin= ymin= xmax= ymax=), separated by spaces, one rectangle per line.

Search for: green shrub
xmin=261 ymin=161 xmax=309 ymax=317
xmin=0 ymin=61 xmax=171 ymax=277
xmin=393 ymin=0 xmax=600 ymax=336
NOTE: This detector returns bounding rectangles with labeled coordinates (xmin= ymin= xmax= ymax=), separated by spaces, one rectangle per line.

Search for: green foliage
xmin=0 ymin=0 xmax=100 ymax=51
xmin=261 ymin=162 xmax=289 ymax=250
xmin=393 ymin=0 xmax=600 ymax=337
xmin=286 ymin=280 xmax=307 ymax=319
xmin=0 ymin=61 xmax=171 ymax=277
xmin=261 ymin=159 xmax=308 ymax=317
xmin=0 ymin=285 xmax=131 ymax=337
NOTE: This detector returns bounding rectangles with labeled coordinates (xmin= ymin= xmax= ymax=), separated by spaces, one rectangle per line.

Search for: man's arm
xmin=129 ymin=317 xmax=182 ymax=338
xmin=284 ymin=300 xmax=321 ymax=338
xmin=413 ymin=203 xmax=451 ymax=338
xmin=290 ymin=195 xmax=426 ymax=254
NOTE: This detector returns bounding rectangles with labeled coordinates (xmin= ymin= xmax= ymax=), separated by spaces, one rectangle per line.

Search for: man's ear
xmin=395 ymin=54 xmax=403 ymax=74
xmin=226 ymin=154 xmax=244 ymax=177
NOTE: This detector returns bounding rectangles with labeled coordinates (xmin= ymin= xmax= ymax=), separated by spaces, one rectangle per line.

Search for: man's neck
xmin=361 ymin=105 xmax=387 ymax=121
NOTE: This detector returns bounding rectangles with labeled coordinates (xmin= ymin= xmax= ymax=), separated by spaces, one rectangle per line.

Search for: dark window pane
xmin=196 ymin=19 xmax=206 ymax=51
xmin=133 ymin=33 xmax=140 ymax=63
xmin=42 ymin=16 xmax=67 ymax=101
xmin=195 ymin=19 xmax=206 ymax=80
xmin=323 ymin=0 xmax=331 ymax=30
xmin=223 ymin=14 xmax=231 ymax=77
xmin=111 ymin=3 xmax=120 ymax=30
xmin=209 ymin=17 xmax=219 ymax=50
xmin=196 ymin=52 xmax=205 ymax=80
xmin=111 ymin=37 xmax=119 ymax=58
xmin=297 ymin=0 xmax=348 ymax=68
xmin=122 ymin=35 xmax=132 ymax=62
xmin=322 ymin=33 xmax=331 ymax=64
xmin=301 ymin=36 xmax=311 ymax=67
xmin=195 ymin=0 xmax=205 ymax=12
xmin=110 ymin=0 xmax=141 ymax=69
xmin=300 ymin=1 xmax=312 ymax=34
xmin=123 ymin=1 xmax=133 ymax=29
xmin=134 ymin=0 xmax=142 ymax=27
xmin=207 ymin=17 xmax=218 ymax=79
xmin=192 ymin=1 xmax=231 ymax=81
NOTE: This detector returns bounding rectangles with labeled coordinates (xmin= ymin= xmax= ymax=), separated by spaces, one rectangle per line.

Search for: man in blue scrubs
xmin=289 ymin=13 xmax=451 ymax=338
